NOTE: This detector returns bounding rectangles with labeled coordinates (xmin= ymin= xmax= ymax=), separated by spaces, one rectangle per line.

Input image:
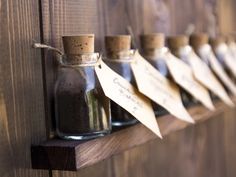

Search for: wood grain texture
xmin=37 ymin=0 xmax=236 ymax=176
xmin=0 ymin=0 xmax=48 ymax=176
xmin=218 ymin=0 xmax=236 ymax=34
xmin=50 ymin=102 xmax=236 ymax=177
xmin=110 ymin=111 xmax=227 ymax=177
xmin=40 ymin=0 xmax=221 ymax=138
xmin=40 ymin=0 xmax=105 ymax=137
xmin=31 ymin=98 xmax=231 ymax=171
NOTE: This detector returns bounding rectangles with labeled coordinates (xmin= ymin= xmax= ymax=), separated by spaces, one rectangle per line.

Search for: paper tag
xmin=188 ymin=50 xmax=234 ymax=107
xmin=228 ymin=42 xmax=236 ymax=58
xmin=203 ymin=48 xmax=236 ymax=96
xmin=131 ymin=51 xmax=194 ymax=123
xmin=216 ymin=44 xmax=236 ymax=78
xmin=165 ymin=52 xmax=215 ymax=110
xmin=223 ymin=53 xmax=236 ymax=78
xmin=95 ymin=60 xmax=162 ymax=138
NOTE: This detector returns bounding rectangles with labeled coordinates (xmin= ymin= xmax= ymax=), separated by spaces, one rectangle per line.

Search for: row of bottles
xmin=53 ymin=33 xmax=236 ymax=140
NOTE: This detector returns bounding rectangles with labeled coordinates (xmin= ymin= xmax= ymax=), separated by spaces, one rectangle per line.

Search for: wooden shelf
xmin=31 ymin=98 xmax=232 ymax=171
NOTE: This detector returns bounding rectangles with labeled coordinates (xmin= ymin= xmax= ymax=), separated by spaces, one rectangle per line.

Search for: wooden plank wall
xmin=0 ymin=0 xmax=49 ymax=177
xmin=41 ymin=0 xmax=221 ymax=135
xmin=51 ymin=107 xmax=236 ymax=177
xmin=39 ymin=0 xmax=236 ymax=177
xmin=218 ymin=0 xmax=236 ymax=34
xmin=0 ymin=0 xmax=235 ymax=177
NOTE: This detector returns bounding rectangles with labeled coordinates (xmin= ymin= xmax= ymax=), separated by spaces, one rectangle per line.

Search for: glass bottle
xmin=190 ymin=33 xmax=219 ymax=100
xmin=140 ymin=33 xmax=168 ymax=116
xmin=167 ymin=35 xmax=198 ymax=107
xmin=55 ymin=35 xmax=111 ymax=140
xmin=226 ymin=35 xmax=236 ymax=84
xmin=190 ymin=33 xmax=211 ymax=66
xmin=104 ymin=35 xmax=138 ymax=127
xmin=226 ymin=35 xmax=236 ymax=61
xmin=209 ymin=37 xmax=235 ymax=81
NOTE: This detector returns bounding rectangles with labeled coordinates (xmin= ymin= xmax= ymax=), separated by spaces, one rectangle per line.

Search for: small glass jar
xmin=226 ymin=36 xmax=236 ymax=61
xmin=140 ymin=33 xmax=169 ymax=116
xmin=208 ymin=37 xmax=232 ymax=94
xmin=55 ymin=35 xmax=111 ymax=140
xmin=190 ymin=33 xmax=219 ymax=100
xmin=226 ymin=36 xmax=236 ymax=84
xmin=167 ymin=35 xmax=198 ymax=107
xmin=209 ymin=37 xmax=227 ymax=67
xmin=210 ymin=37 xmax=235 ymax=81
xmin=190 ymin=33 xmax=211 ymax=66
xmin=104 ymin=35 xmax=138 ymax=127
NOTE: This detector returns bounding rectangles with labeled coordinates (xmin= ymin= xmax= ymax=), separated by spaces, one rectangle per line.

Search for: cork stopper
xmin=190 ymin=33 xmax=209 ymax=50
xmin=167 ymin=35 xmax=189 ymax=51
xmin=140 ymin=33 xmax=165 ymax=50
xmin=105 ymin=35 xmax=131 ymax=58
xmin=62 ymin=34 xmax=94 ymax=55
xmin=209 ymin=36 xmax=225 ymax=49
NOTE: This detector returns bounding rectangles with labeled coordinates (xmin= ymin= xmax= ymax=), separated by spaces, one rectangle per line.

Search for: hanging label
xmin=225 ymin=53 xmax=236 ymax=77
xmin=188 ymin=50 xmax=234 ymax=107
xmin=95 ymin=60 xmax=162 ymax=138
xmin=216 ymin=44 xmax=236 ymax=78
xmin=131 ymin=51 xmax=194 ymax=123
xmin=164 ymin=52 xmax=215 ymax=110
xmin=199 ymin=45 xmax=236 ymax=96
xmin=228 ymin=42 xmax=236 ymax=59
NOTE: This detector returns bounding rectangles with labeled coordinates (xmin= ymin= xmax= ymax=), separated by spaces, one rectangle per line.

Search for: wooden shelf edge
xmin=31 ymin=98 xmax=235 ymax=171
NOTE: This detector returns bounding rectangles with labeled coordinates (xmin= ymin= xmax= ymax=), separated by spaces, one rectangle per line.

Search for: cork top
xmin=105 ymin=35 xmax=131 ymax=53
xmin=190 ymin=33 xmax=209 ymax=50
xmin=209 ymin=36 xmax=225 ymax=49
xmin=140 ymin=33 xmax=165 ymax=49
xmin=167 ymin=35 xmax=189 ymax=51
xmin=62 ymin=34 xmax=95 ymax=55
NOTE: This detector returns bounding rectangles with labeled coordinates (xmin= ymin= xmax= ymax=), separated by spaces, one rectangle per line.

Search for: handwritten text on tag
xmin=95 ymin=60 xmax=162 ymax=138
xmin=165 ymin=52 xmax=215 ymax=110
xmin=216 ymin=44 xmax=236 ymax=78
xmin=208 ymin=51 xmax=236 ymax=96
xmin=224 ymin=53 xmax=236 ymax=78
xmin=131 ymin=51 xmax=194 ymax=123
xmin=188 ymin=51 xmax=234 ymax=107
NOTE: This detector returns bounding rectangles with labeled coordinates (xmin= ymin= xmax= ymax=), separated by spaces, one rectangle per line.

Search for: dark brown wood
xmin=0 ymin=0 xmax=235 ymax=177
xmin=108 ymin=109 xmax=228 ymax=177
xmin=51 ymin=101 xmax=236 ymax=177
xmin=40 ymin=0 xmax=105 ymax=138
xmin=36 ymin=0 xmax=236 ymax=176
xmin=31 ymin=98 xmax=231 ymax=171
xmin=218 ymin=0 xmax=236 ymax=34
xmin=0 ymin=0 xmax=49 ymax=177
xmin=39 ymin=0 xmax=220 ymax=139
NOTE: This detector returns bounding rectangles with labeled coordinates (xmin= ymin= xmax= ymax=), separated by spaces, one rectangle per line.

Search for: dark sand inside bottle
xmin=209 ymin=36 xmax=233 ymax=94
xmin=167 ymin=35 xmax=199 ymax=107
xmin=140 ymin=33 xmax=169 ymax=116
xmin=190 ymin=33 xmax=220 ymax=100
xmin=55 ymin=35 xmax=111 ymax=140
xmin=105 ymin=35 xmax=138 ymax=127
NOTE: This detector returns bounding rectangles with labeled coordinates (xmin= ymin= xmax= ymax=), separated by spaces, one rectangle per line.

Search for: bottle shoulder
xmin=55 ymin=67 xmax=99 ymax=93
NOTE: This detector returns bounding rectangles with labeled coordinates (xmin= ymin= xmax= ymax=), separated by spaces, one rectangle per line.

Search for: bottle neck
xmin=142 ymin=47 xmax=168 ymax=60
xmin=106 ymin=50 xmax=134 ymax=60
xmin=62 ymin=53 xmax=99 ymax=66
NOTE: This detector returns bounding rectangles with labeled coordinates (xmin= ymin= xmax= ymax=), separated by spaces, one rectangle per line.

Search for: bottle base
xmin=112 ymin=119 xmax=138 ymax=127
xmin=57 ymin=130 xmax=111 ymax=140
xmin=154 ymin=109 xmax=168 ymax=117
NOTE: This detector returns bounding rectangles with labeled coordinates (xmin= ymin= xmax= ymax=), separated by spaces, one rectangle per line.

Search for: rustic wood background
xmin=0 ymin=0 xmax=48 ymax=177
xmin=0 ymin=0 xmax=236 ymax=177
